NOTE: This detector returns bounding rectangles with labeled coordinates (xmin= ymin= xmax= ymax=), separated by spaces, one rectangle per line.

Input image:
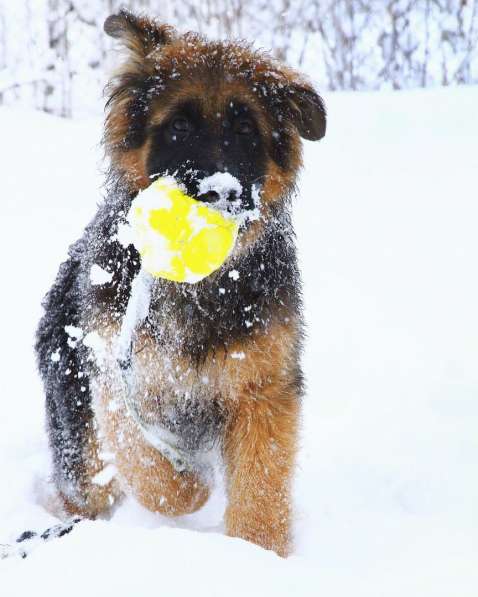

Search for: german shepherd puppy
xmin=35 ymin=10 xmax=326 ymax=557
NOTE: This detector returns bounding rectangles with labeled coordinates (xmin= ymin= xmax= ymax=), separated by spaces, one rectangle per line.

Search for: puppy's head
xmin=104 ymin=11 xmax=326 ymax=235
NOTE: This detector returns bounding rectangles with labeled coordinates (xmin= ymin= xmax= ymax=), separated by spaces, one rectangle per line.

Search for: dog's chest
xmin=143 ymin=263 xmax=276 ymax=357
xmin=117 ymin=329 xmax=238 ymax=453
xmin=90 ymin=252 xmax=291 ymax=457
xmin=91 ymin=302 xmax=293 ymax=468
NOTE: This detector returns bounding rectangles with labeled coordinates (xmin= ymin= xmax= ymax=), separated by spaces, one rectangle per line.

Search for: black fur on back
xmin=35 ymin=241 xmax=92 ymax=499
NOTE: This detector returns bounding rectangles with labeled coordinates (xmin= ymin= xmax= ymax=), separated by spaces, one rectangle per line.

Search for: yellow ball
xmin=127 ymin=177 xmax=239 ymax=283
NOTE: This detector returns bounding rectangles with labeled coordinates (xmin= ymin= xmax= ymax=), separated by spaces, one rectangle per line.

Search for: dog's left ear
xmin=286 ymin=84 xmax=326 ymax=141
xmin=104 ymin=10 xmax=175 ymax=60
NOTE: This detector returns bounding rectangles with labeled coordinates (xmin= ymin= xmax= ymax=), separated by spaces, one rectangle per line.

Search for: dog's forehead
xmin=148 ymin=78 xmax=263 ymax=125
xmin=146 ymin=39 xmax=289 ymax=120
xmin=156 ymin=38 xmax=265 ymax=77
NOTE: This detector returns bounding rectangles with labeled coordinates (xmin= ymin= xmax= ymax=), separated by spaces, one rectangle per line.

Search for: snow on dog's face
xmin=103 ymin=10 xmax=326 ymax=236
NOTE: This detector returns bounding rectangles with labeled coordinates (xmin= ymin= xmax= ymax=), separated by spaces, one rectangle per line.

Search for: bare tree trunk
xmin=0 ymin=7 xmax=5 ymax=106
xmin=46 ymin=0 xmax=73 ymax=117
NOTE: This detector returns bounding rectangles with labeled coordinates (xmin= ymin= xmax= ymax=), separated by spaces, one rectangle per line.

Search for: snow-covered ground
xmin=1 ymin=87 xmax=477 ymax=595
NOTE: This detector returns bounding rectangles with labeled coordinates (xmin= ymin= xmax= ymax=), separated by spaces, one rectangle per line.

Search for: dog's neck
xmin=83 ymin=183 xmax=301 ymax=360
xmin=145 ymin=210 xmax=301 ymax=359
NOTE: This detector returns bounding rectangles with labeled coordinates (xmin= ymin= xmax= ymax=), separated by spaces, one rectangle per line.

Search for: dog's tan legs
xmin=223 ymin=381 xmax=299 ymax=557
xmin=60 ymin=482 xmax=120 ymax=520
xmin=95 ymin=383 xmax=209 ymax=516
xmin=113 ymin=435 xmax=210 ymax=516
xmin=58 ymin=421 xmax=208 ymax=519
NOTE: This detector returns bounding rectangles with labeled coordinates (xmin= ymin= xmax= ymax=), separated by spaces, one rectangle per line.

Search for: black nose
xmin=197 ymin=190 xmax=220 ymax=203
xmin=197 ymin=190 xmax=240 ymax=204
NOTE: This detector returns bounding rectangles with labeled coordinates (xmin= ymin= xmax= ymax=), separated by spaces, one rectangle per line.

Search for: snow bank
xmin=2 ymin=522 xmax=317 ymax=597
xmin=1 ymin=88 xmax=478 ymax=595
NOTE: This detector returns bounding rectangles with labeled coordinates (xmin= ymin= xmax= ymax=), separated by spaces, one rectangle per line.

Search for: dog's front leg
xmin=223 ymin=381 xmax=299 ymax=557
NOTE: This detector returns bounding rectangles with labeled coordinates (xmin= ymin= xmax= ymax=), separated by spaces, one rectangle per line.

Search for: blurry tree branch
xmin=0 ymin=0 xmax=476 ymax=117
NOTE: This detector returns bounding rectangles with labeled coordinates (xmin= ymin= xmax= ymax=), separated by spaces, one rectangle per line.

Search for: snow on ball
xmin=127 ymin=177 xmax=239 ymax=283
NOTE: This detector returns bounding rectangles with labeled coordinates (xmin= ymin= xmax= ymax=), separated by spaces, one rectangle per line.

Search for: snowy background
xmin=1 ymin=2 xmax=478 ymax=596
xmin=1 ymin=1 xmax=478 ymax=117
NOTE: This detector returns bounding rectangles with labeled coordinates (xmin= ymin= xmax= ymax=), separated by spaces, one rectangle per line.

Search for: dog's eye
xmin=172 ymin=117 xmax=190 ymax=132
xmin=234 ymin=118 xmax=255 ymax=135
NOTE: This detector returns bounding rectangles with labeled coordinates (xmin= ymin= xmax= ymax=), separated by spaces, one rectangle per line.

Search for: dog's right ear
xmin=104 ymin=10 xmax=175 ymax=60
xmin=285 ymin=83 xmax=326 ymax=141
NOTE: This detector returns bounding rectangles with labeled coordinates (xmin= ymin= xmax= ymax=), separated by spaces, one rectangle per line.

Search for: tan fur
xmin=220 ymin=321 xmax=300 ymax=557
xmin=117 ymin=138 xmax=152 ymax=191
xmin=95 ymin=382 xmax=209 ymax=516
xmin=104 ymin=100 xmax=152 ymax=191
xmin=224 ymin=380 xmax=299 ymax=557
